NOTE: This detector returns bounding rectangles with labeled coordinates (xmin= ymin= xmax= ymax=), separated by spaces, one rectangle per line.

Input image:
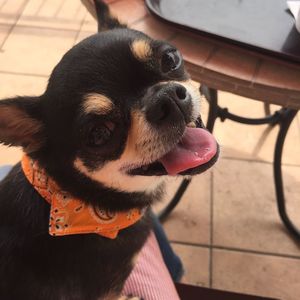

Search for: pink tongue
xmin=159 ymin=127 xmax=217 ymax=175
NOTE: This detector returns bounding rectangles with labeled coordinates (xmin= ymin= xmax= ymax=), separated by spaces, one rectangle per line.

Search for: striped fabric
xmin=122 ymin=231 xmax=180 ymax=300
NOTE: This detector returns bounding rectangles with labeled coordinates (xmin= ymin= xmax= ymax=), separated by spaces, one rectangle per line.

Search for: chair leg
xmin=273 ymin=109 xmax=300 ymax=240
xmin=200 ymin=85 xmax=218 ymax=133
xmin=196 ymin=86 xmax=300 ymax=241
xmin=158 ymin=178 xmax=192 ymax=222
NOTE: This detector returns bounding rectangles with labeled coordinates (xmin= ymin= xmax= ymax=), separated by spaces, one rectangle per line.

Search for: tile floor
xmin=0 ymin=1 xmax=299 ymax=300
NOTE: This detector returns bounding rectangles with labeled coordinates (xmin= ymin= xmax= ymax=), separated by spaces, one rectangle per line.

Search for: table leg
xmin=158 ymin=178 xmax=191 ymax=222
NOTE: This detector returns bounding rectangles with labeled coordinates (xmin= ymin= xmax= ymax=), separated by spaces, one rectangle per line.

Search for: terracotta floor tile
xmin=155 ymin=172 xmax=211 ymax=245
xmin=0 ymin=0 xmax=27 ymax=25
xmin=74 ymin=30 xmax=94 ymax=45
xmin=213 ymin=249 xmax=300 ymax=300
xmin=0 ymin=145 xmax=22 ymax=165
xmin=0 ymin=73 xmax=47 ymax=97
xmin=172 ymin=243 xmax=210 ymax=287
xmin=0 ymin=26 xmax=77 ymax=75
xmin=213 ymin=159 xmax=300 ymax=256
xmin=0 ymin=23 xmax=11 ymax=46
xmin=17 ymin=0 xmax=86 ymax=30
xmin=213 ymin=91 xmax=300 ymax=166
xmin=80 ymin=13 xmax=97 ymax=33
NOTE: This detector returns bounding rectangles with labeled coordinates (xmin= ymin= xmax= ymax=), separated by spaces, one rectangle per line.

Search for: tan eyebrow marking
xmin=131 ymin=39 xmax=152 ymax=61
xmin=83 ymin=93 xmax=114 ymax=115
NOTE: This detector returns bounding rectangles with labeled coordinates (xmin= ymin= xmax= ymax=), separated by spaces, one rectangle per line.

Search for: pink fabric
xmin=122 ymin=232 xmax=180 ymax=300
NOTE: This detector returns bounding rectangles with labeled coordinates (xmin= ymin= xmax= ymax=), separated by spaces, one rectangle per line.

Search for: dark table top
xmin=146 ymin=0 xmax=300 ymax=63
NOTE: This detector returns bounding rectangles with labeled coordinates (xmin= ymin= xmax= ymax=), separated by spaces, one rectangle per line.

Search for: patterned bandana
xmin=21 ymin=155 xmax=144 ymax=239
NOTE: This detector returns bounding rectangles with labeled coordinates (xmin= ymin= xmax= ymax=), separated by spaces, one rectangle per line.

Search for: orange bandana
xmin=21 ymin=155 xmax=144 ymax=239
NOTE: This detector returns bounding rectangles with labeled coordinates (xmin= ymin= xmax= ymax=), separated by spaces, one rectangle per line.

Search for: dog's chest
xmin=0 ymin=167 xmax=151 ymax=299
xmin=8 ymin=229 xmax=148 ymax=300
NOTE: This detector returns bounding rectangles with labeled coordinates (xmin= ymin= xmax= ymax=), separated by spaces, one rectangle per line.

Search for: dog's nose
xmin=145 ymin=84 xmax=192 ymax=125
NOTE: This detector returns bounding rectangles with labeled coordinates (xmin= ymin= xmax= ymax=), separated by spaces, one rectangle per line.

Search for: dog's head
xmin=0 ymin=0 xmax=218 ymax=199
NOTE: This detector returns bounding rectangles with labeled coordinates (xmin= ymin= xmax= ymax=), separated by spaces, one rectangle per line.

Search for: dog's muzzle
xmin=144 ymin=83 xmax=193 ymax=126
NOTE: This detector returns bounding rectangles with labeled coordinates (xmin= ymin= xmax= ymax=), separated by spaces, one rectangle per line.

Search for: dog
xmin=0 ymin=0 xmax=219 ymax=299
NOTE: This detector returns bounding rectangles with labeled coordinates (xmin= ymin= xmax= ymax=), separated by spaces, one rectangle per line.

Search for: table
xmin=107 ymin=0 xmax=300 ymax=240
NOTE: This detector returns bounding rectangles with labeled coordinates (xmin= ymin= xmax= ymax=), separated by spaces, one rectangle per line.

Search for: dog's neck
xmin=21 ymin=155 xmax=145 ymax=239
xmin=30 ymin=155 xmax=165 ymax=213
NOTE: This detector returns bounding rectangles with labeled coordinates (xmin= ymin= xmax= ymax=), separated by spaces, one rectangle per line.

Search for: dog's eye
xmin=161 ymin=49 xmax=182 ymax=73
xmin=87 ymin=122 xmax=114 ymax=147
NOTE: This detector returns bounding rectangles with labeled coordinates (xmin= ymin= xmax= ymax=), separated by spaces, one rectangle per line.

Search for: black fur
xmin=0 ymin=165 xmax=151 ymax=300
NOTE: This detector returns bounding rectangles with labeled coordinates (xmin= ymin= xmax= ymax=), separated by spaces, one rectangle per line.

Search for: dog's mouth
xmin=128 ymin=118 xmax=219 ymax=177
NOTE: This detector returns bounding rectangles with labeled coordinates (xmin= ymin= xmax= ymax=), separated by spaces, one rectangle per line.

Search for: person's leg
xmin=0 ymin=165 xmax=12 ymax=181
xmin=122 ymin=231 xmax=180 ymax=300
xmin=150 ymin=212 xmax=184 ymax=282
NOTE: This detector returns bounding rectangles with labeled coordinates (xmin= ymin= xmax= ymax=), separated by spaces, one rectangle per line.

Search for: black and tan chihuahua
xmin=0 ymin=0 xmax=218 ymax=299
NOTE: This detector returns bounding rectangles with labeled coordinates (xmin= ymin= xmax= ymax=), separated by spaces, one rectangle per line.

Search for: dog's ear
xmin=81 ymin=0 xmax=126 ymax=32
xmin=0 ymin=97 xmax=44 ymax=153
